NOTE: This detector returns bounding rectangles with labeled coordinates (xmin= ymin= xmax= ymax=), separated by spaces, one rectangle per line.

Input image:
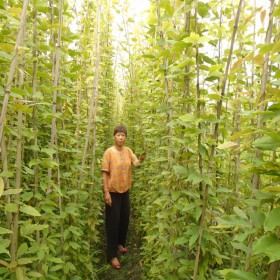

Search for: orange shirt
xmin=101 ymin=146 xmax=138 ymax=193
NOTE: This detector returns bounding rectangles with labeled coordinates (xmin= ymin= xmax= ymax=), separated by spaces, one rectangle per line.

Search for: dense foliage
xmin=0 ymin=0 xmax=116 ymax=279
xmin=121 ymin=0 xmax=280 ymax=279
xmin=0 ymin=0 xmax=279 ymax=279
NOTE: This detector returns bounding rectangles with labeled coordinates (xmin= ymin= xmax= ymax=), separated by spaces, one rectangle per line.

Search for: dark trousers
xmin=105 ymin=191 xmax=130 ymax=261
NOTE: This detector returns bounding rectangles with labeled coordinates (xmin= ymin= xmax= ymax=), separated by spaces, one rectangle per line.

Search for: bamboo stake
xmin=247 ymin=0 xmax=275 ymax=273
xmin=156 ymin=0 xmax=173 ymax=170
xmin=47 ymin=0 xmax=63 ymax=194
xmin=193 ymin=0 xmax=244 ymax=278
xmin=193 ymin=0 xmax=204 ymax=276
xmin=10 ymin=49 xmax=25 ymax=262
xmin=1 ymin=137 xmax=12 ymax=228
xmin=183 ymin=10 xmax=191 ymax=114
xmin=0 ymin=0 xmax=29 ymax=142
xmin=56 ymin=0 xmax=64 ymax=251
xmin=120 ymin=1 xmax=146 ymax=149
xmin=79 ymin=0 xmax=101 ymax=188
xmin=0 ymin=0 xmax=28 ymax=259
xmin=251 ymin=0 xmax=275 ymax=191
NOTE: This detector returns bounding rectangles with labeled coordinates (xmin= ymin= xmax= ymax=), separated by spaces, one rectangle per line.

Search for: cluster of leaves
xmin=120 ymin=0 xmax=280 ymax=279
xmin=0 ymin=0 xmax=117 ymax=279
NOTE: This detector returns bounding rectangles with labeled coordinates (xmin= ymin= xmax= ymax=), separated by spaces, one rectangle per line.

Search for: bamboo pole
xmin=31 ymin=3 xmax=43 ymax=272
xmin=120 ymin=0 xmax=145 ymax=149
xmin=251 ymin=0 xmax=275 ymax=191
xmin=57 ymin=0 xmax=64 ymax=251
xmin=0 ymin=0 xmax=29 ymax=142
xmin=47 ymin=0 xmax=63 ymax=194
xmin=183 ymin=10 xmax=191 ymax=114
xmin=193 ymin=0 xmax=204 ymax=276
xmin=247 ymin=0 xmax=275 ymax=273
xmin=193 ymin=0 xmax=244 ymax=278
xmin=156 ymin=0 xmax=173 ymax=170
xmin=79 ymin=0 xmax=101 ymax=188
xmin=10 ymin=50 xmax=25 ymax=262
xmin=0 ymin=0 xmax=28 ymax=259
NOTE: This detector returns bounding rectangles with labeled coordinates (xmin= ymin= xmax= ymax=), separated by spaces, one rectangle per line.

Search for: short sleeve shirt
xmin=101 ymin=146 xmax=138 ymax=193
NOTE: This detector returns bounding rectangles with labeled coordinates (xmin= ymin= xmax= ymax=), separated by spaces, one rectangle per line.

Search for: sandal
xmin=111 ymin=258 xmax=121 ymax=269
xmin=112 ymin=262 xmax=121 ymax=269
xmin=119 ymin=247 xmax=128 ymax=255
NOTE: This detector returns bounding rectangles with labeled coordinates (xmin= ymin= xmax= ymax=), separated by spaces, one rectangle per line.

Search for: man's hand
xmin=104 ymin=191 xmax=112 ymax=206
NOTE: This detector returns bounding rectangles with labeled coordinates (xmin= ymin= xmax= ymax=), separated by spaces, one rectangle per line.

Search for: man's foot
xmin=118 ymin=245 xmax=128 ymax=255
xmin=111 ymin=257 xmax=121 ymax=269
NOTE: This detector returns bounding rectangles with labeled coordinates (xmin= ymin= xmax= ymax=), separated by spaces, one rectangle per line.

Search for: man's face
xmin=114 ymin=132 xmax=126 ymax=146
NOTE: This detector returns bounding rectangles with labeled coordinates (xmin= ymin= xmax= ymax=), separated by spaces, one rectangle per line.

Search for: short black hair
xmin=114 ymin=125 xmax=127 ymax=137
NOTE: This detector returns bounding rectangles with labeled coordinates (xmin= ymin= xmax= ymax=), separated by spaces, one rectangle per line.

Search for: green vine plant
xmin=0 ymin=0 xmax=279 ymax=280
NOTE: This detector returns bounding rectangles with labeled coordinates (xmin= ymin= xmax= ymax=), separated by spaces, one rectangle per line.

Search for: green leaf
xmin=258 ymin=43 xmax=274 ymax=55
xmin=0 ymin=242 xmax=10 ymax=256
xmin=253 ymin=234 xmax=280 ymax=262
xmin=173 ymin=165 xmax=188 ymax=177
xmin=198 ymin=2 xmax=209 ymax=18
xmin=41 ymin=148 xmax=56 ymax=156
xmin=0 ymin=227 xmax=12 ymax=235
xmin=182 ymin=32 xmax=200 ymax=44
xmin=252 ymin=136 xmax=280 ymax=150
xmin=0 ymin=9 xmax=20 ymax=23
xmin=2 ymin=188 xmax=23 ymax=195
xmin=0 ymin=171 xmax=13 ymax=177
xmin=220 ymin=269 xmax=259 ymax=280
xmin=35 ymin=1 xmax=49 ymax=7
xmin=209 ymin=70 xmax=223 ymax=77
xmin=179 ymin=113 xmax=196 ymax=122
xmin=16 ymin=267 xmax=24 ymax=280
xmin=5 ymin=203 xmax=19 ymax=212
xmin=27 ymin=271 xmax=43 ymax=278
xmin=202 ymin=175 xmax=212 ymax=186
xmin=69 ymin=242 xmax=81 ymax=249
xmin=176 ymin=59 xmax=190 ymax=69
xmin=64 ymin=262 xmax=76 ymax=272
xmin=41 ymin=158 xmax=59 ymax=169
xmin=17 ymin=243 xmax=28 ymax=258
xmin=186 ymin=172 xmax=203 ymax=184
xmin=218 ymin=141 xmax=238 ymax=149
xmin=202 ymin=54 xmax=216 ymax=65
xmin=49 ymin=264 xmax=63 ymax=272
xmin=219 ymin=215 xmax=251 ymax=228
xmin=0 ymin=51 xmax=12 ymax=61
xmin=272 ymin=7 xmax=280 ymax=17
xmin=231 ymin=242 xmax=250 ymax=253
xmin=175 ymin=236 xmax=188 ymax=246
xmin=189 ymin=231 xmax=199 ymax=248
xmin=248 ymin=210 xmax=265 ymax=229
xmin=233 ymin=207 xmax=247 ymax=220
xmin=48 ymin=257 xmax=64 ymax=264
xmin=18 ymin=258 xmax=33 ymax=265
xmin=21 ymin=223 xmax=48 ymax=237
xmin=264 ymin=207 xmax=280 ymax=232
xmin=20 ymin=205 xmax=41 ymax=217
xmin=171 ymin=191 xmax=181 ymax=201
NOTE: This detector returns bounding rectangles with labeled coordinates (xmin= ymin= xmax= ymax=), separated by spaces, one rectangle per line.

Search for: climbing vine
xmin=0 ymin=0 xmax=116 ymax=279
xmin=121 ymin=0 xmax=280 ymax=279
xmin=0 ymin=0 xmax=280 ymax=279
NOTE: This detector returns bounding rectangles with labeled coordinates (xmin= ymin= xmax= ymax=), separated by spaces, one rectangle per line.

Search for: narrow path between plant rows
xmin=97 ymin=209 xmax=143 ymax=280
